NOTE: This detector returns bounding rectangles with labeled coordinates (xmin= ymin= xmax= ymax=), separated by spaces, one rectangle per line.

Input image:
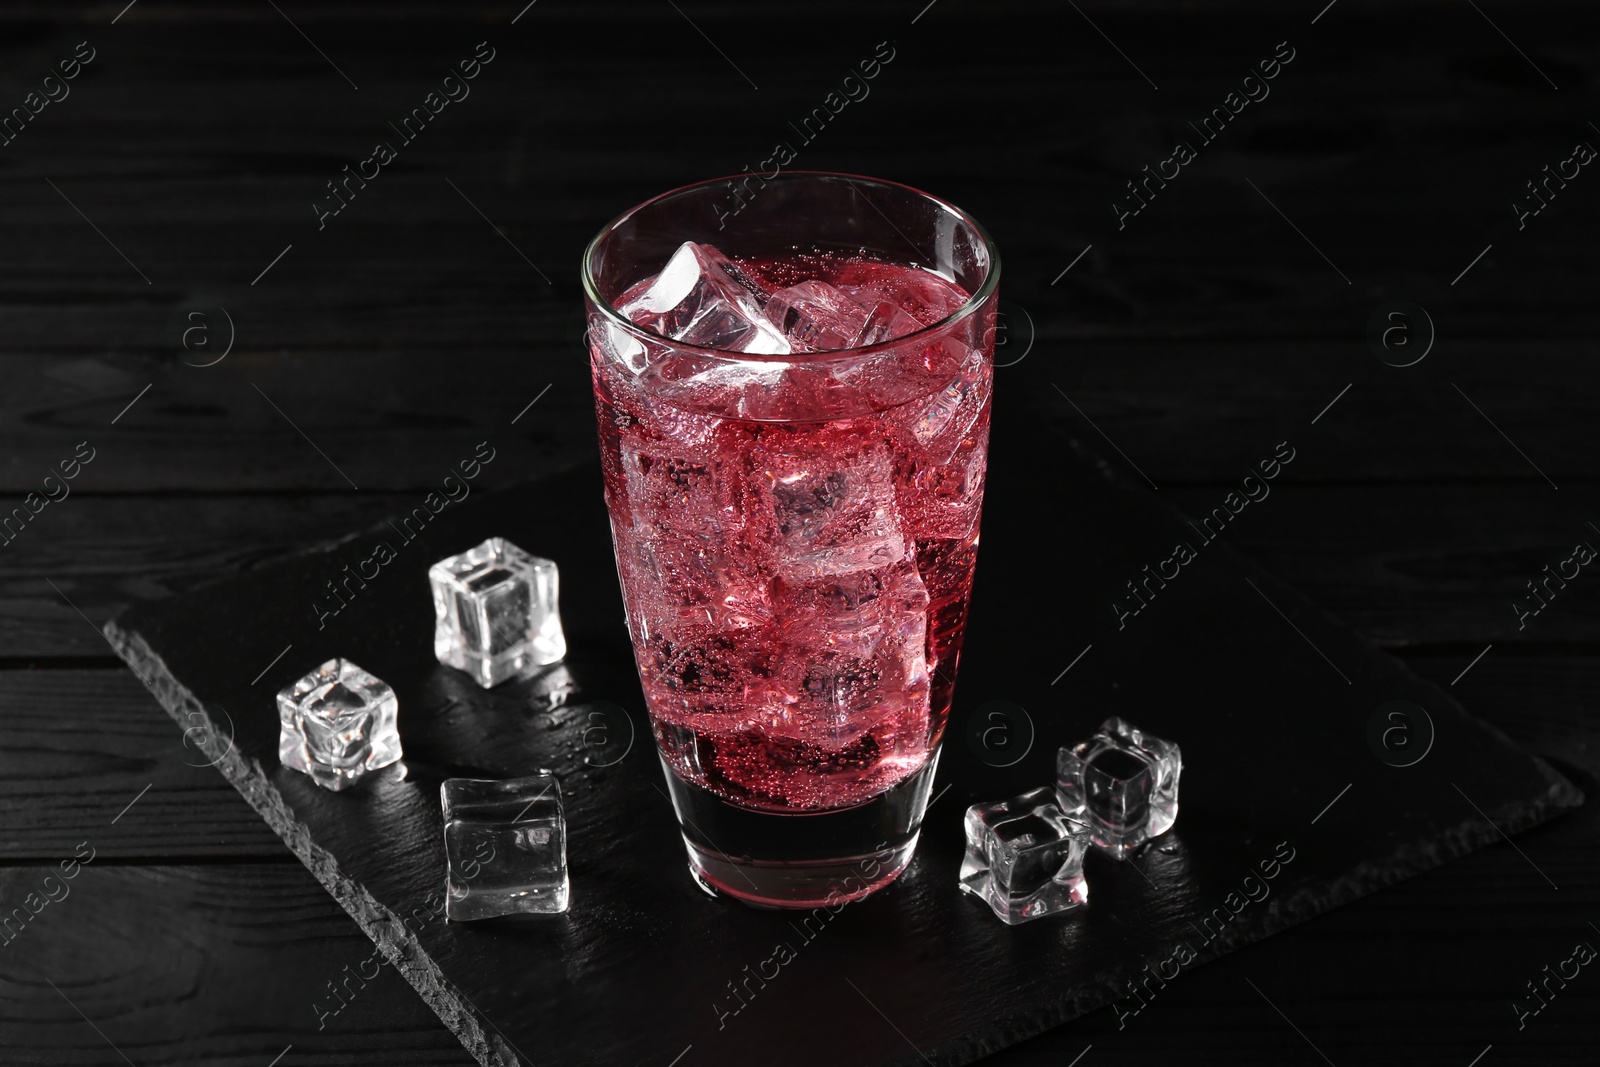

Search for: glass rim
xmin=579 ymin=170 xmax=1001 ymax=365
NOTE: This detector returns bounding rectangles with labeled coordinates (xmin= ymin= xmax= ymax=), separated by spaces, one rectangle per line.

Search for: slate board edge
xmin=920 ymin=766 xmax=1582 ymax=1067
xmin=104 ymin=609 xmax=1583 ymax=1067
xmin=103 ymin=621 xmax=515 ymax=1067
xmin=100 ymin=444 xmax=1588 ymax=1067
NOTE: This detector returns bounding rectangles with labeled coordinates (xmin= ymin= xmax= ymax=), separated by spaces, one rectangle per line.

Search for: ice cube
xmin=277 ymin=658 xmax=401 ymax=792
xmin=589 ymin=313 xmax=650 ymax=375
xmin=756 ymin=439 xmax=908 ymax=580
xmin=960 ymin=787 xmax=1089 ymax=924
xmin=763 ymin=280 xmax=923 ymax=352
xmin=775 ymin=562 xmax=929 ymax=659
xmin=633 ymin=532 xmax=722 ymax=610
xmin=430 ymin=538 xmax=566 ymax=689
xmin=837 ymin=266 xmax=969 ymax=326
xmin=621 ymin=441 xmax=741 ymax=535
xmin=764 ymin=280 xmax=865 ymax=351
xmin=897 ymin=350 xmax=990 ymax=540
xmin=769 ymin=644 xmax=930 ymax=750
xmin=905 ymin=437 xmax=988 ymax=542
xmin=1056 ymin=716 xmax=1182 ymax=859
xmin=617 ymin=242 xmax=790 ymax=355
xmin=909 ymin=348 xmax=989 ymax=460
xmin=640 ymin=629 xmax=770 ymax=729
xmin=441 ymin=773 xmax=569 ymax=919
xmin=775 ymin=648 xmax=881 ymax=747
xmin=766 ymin=565 xmax=931 ymax=748
xmin=856 ymin=299 xmax=924 ymax=345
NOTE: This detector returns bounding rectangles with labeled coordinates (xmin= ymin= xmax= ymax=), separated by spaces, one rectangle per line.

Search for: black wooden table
xmin=2 ymin=2 xmax=1595 ymax=1064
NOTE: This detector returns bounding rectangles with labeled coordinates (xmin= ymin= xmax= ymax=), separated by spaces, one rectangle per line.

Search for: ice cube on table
xmin=764 ymin=280 xmax=923 ymax=352
xmin=442 ymin=773 xmax=569 ymax=920
xmin=430 ymin=538 xmax=566 ymax=689
xmin=1056 ymin=716 xmax=1182 ymax=859
xmin=960 ymin=787 xmax=1090 ymax=924
xmin=617 ymin=242 xmax=790 ymax=355
xmin=276 ymin=659 xmax=401 ymax=792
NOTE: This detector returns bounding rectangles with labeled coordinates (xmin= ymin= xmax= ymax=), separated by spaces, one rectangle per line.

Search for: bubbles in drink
xmin=593 ymin=243 xmax=990 ymax=811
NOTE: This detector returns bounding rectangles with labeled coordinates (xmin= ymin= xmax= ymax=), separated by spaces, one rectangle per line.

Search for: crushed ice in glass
xmin=1056 ymin=716 xmax=1182 ymax=859
xmin=960 ymin=787 xmax=1089 ymax=924
xmin=430 ymin=538 xmax=566 ymax=689
xmin=442 ymin=773 xmax=569 ymax=920
xmin=276 ymin=658 xmax=401 ymax=792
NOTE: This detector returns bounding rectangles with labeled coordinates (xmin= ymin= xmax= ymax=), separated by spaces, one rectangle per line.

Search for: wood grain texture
xmin=0 ymin=1 xmax=1595 ymax=489
xmin=0 ymin=341 xmax=1595 ymax=493
xmin=5 ymin=478 xmax=1596 ymax=658
xmin=0 ymin=670 xmax=283 ymax=860
xmin=0 ymin=0 xmax=1595 ymax=1062
xmin=0 ymin=862 xmax=475 ymax=1066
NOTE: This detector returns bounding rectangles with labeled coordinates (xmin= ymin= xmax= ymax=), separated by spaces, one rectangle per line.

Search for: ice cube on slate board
xmin=276 ymin=659 xmax=402 ymax=792
xmin=442 ymin=773 xmax=569 ymax=920
xmin=960 ymin=787 xmax=1089 ymax=925
xmin=430 ymin=538 xmax=566 ymax=689
xmin=1056 ymin=716 xmax=1182 ymax=859
xmin=617 ymin=241 xmax=790 ymax=355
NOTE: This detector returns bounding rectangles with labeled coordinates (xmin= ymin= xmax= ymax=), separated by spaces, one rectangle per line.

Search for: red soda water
xmin=592 ymin=251 xmax=991 ymax=821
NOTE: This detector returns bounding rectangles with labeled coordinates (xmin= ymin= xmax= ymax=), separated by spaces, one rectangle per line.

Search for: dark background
xmin=1 ymin=0 xmax=1595 ymax=1064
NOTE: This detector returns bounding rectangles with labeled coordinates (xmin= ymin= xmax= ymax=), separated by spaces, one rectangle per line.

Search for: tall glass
xmin=582 ymin=173 xmax=999 ymax=907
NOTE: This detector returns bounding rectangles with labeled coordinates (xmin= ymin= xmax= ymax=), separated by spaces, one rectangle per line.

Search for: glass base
xmin=659 ymin=750 xmax=941 ymax=909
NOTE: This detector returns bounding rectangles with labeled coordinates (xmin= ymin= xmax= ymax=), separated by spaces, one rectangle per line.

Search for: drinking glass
xmin=582 ymin=172 xmax=999 ymax=907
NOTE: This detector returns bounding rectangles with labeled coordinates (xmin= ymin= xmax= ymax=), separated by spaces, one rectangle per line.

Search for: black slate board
xmin=105 ymin=403 xmax=1581 ymax=1067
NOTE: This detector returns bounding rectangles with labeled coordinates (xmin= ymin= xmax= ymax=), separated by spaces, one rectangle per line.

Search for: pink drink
xmin=584 ymin=174 xmax=998 ymax=906
xmin=594 ymin=255 xmax=989 ymax=810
